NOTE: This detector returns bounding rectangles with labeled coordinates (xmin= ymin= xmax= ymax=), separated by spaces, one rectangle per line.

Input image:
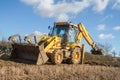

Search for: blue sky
xmin=0 ymin=0 xmax=120 ymax=55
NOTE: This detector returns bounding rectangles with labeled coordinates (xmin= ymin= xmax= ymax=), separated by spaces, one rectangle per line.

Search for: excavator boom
xmin=78 ymin=23 xmax=104 ymax=55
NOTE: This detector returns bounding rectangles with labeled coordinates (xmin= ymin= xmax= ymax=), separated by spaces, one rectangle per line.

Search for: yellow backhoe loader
xmin=8 ymin=22 xmax=104 ymax=65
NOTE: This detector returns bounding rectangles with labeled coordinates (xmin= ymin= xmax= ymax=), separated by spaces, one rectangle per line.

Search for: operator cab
xmin=50 ymin=22 xmax=78 ymax=46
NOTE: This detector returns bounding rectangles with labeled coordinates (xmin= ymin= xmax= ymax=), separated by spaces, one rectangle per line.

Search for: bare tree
xmin=112 ymin=50 xmax=117 ymax=58
xmin=119 ymin=51 xmax=120 ymax=57
xmin=97 ymin=42 xmax=112 ymax=55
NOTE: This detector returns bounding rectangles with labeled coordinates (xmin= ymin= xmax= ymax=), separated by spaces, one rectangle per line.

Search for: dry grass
xmin=0 ymin=59 xmax=120 ymax=80
xmin=0 ymin=52 xmax=120 ymax=80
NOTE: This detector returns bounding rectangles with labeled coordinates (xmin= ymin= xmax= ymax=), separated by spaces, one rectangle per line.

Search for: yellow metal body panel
xmin=40 ymin=36 xmax=62 ymax=53
xmin=70 ymin=43 xmax=80 ymax=49
xmin=76 ymin=32 xmax=83 ymax=44
xmin=37 ymin=34 xmax=47 ymax=41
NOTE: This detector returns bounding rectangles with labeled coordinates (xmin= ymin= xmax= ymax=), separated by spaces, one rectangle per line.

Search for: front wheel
xmin=51 ymin=50 xmax=63 ymax=64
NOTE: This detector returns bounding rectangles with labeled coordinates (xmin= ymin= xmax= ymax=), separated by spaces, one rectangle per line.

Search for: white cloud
xmin=100 ymin=14 xmax=113 ymax=22
xmin=113 ymin=26 xmax=120 ymax=31
xmin=26 ymin=31 xmax=46 ymax=37
xmin=21 ymin=0 xmax=109 ymax=21
xmin=98 ymin=33 xmax=115 ymax=39
xmin=112 ymin=47 xmax=116 ymax=51
xmin=33 ymin=31 xmax=43 ymax=36
xmin=92 ymin=0 xmax=109 ymax=12
xmin=57 ymin=13 xmax=69 ymax=21
xmin=97 ymin=24 xmax=106 ymax=31
xmin=112 ymin=0 xmax=120 ymax=9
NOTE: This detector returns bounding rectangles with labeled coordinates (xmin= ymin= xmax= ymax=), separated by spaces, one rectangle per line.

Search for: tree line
xmin=0 ymin=38 xmax=12 ymax=54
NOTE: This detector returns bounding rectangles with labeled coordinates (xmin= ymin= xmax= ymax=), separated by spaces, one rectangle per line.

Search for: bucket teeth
xmin=91 ymin=49 xmax=104 ymax=55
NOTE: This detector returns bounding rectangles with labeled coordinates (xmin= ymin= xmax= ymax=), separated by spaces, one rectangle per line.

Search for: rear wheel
xmin=70 ymin=47 xmax=81 ymax=64
xmin=51 ymin=50 xmax=63 ymax=64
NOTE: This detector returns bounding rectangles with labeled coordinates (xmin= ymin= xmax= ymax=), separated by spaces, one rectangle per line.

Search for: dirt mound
xmin=84 ymin=53 xmax=120 ymax=67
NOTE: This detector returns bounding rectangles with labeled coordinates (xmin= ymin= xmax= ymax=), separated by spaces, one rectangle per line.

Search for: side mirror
xmin=48 ymin=26 xmax=53 ymax=36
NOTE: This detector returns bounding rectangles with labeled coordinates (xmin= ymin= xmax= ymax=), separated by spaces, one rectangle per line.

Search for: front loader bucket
xmin=10 ymin=44 xmax=48 ymax=65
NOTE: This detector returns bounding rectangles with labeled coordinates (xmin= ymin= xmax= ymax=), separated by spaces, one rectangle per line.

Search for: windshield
xmin=51 ymin=25 xmax=69 ymax=37
xmin=68 ymin=26 xmax=76 ymax=43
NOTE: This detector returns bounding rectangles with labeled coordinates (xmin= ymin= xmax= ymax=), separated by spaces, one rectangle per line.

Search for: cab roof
xmin=54 ymin=22 xmax=78 ymax=28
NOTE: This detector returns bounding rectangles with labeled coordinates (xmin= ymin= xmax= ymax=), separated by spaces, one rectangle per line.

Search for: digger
xmin=8 ymin=22 xmax=103 ymax=65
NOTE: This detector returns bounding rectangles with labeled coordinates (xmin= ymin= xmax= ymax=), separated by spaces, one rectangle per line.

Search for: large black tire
xmin=51 ymin=50 xmax=63 ymax=64
xmin=69 ymin=47 xmax=81 ymax=64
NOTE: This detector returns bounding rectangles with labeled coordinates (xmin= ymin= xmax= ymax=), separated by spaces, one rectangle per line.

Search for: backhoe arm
xmin=78 ymin=23 xmax=104 ymax=55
